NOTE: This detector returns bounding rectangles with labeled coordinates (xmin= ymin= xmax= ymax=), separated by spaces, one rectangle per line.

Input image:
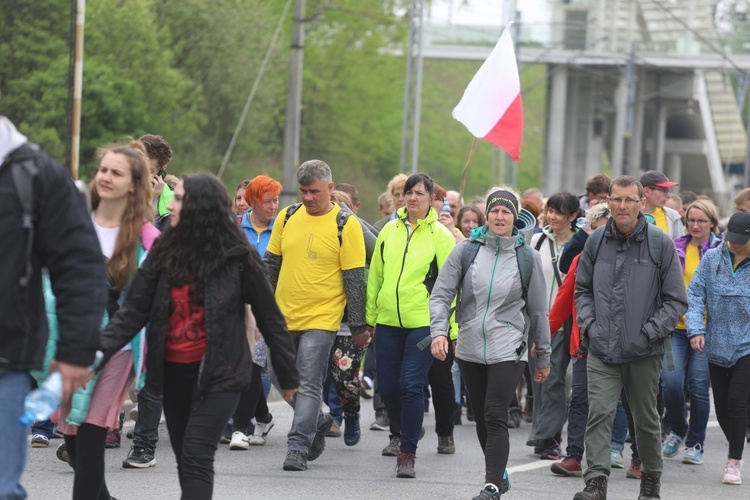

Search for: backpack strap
xmin=534 ymin=231 xmax=547 ymax=251
xmin=587 ymin=226 xmax=606 ymax=265
xmin=9 ymin=158 xmax=39 ymax=291
xmin=514 ymin=241 xmax=534 ymax=360
xmin=283 ymin=202 xmax=303 ymax=226
xmin=453 ymin=240 xmax=482 ymax=317
xmin=336 ymin=210 xmax=351 ymax=246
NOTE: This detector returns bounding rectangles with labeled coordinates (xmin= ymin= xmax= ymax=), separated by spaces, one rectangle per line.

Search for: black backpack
xmin=282 ymin=202 xmax=351 ymax=246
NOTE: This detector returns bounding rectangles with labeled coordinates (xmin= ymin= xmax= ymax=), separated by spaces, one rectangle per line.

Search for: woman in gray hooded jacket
xmin=430 ymin=187 xmax=551 ymax=500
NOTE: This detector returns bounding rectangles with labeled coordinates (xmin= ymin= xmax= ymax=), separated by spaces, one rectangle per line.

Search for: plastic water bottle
xmin=576 ymin=217 xmax=590 ymax=232
xmin=440 ymin=199 xmax=451 ymax=217
xmin=19 ymin=371 xmax=63 ymax=427
xmin=19 ymin=351 xmax=104 ymax=427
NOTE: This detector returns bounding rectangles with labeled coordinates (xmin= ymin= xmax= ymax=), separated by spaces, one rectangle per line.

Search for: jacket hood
xmin=471 ymin=225 xmax=520 ymax=250
xmin=0 ymin=116 xmax=28 ymax=164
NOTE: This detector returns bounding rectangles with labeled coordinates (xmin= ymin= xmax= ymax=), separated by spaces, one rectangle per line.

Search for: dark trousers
xmin=566 ymin=354 xmax=589 ymax=461
xmin=708 ymin=355 xmax=750 ymax=460
xmin=233 ymin=363 xmax=271 ymax=432
xmin=428 ymin=343 xmax=456 ymax=437
xmin=459 ymin=359 xmax=526 ymax=487
xmin=133 ymin=386 xmax=162 ymax=450
xmin=374 ymin=324 xmax=433 ymax=454
xmin=64 ymin=424 xmax=111 ymax=500
xmin=162 ymin=361 xmax=241 ymax=500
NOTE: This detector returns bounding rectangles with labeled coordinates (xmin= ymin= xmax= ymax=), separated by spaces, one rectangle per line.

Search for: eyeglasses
xmin=686 ymin=218 xmax=711 ymax=226
xmin=608 ymin=197 xmax=642 ymax=206
xmin=649 ymin=187 xmax=670 ymax=194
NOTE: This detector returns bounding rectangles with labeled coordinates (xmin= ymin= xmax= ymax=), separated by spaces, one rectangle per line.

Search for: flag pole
xmin=458 ymin=138 xmax=477 ymax=204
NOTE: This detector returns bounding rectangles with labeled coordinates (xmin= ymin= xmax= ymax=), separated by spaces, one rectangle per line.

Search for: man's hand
xmin=351 ymin=331 xmax=371 ymax=349
xmin=534 ymin=367 xmax=550 ymax=384
xmin=690 ymin=335 xmax=705 ymax=352
xmin=366 ymin=325 xmax=375 ymax=338
xmin=50 ymin=360 xmax=90 ymax=403
xmin=152 ymin=174 xmax=165 ymax=199
xmin=431 ymin=336 xmax=449 ymax=361
xmin=281 ymin=387 xmax=298 ymax=403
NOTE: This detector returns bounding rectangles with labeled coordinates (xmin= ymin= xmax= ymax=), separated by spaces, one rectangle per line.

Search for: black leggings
xmin=459 ymin=359 xmax=526 ymax=487
xmin=428 ymin=344 xmax=456 ymax=438
xmin=233 ymin=363 xmax=271 ymax=432
xmin=709 ymin=355 xmax=750 ymax=460
xmin=162 ymin=361 xmax=241 ymax=500
xmin=64 ymin=424 xmax=111 ymax=500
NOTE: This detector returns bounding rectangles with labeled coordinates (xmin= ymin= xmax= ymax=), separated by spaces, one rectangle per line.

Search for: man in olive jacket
xmin=573 ymin=176 xmax=687 ymax=500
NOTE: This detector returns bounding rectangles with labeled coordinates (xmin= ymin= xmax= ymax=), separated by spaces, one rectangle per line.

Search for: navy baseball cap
xmin=639 ymin=170 xmax=679 ymax=189
xmin=726 ymin=211 xmax=750 ymax=244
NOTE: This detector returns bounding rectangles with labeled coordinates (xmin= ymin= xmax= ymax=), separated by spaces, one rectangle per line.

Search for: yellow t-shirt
xmin=652 ymin=206 xmax=668 ymax=234
xmin=675 ymin=243 xmax=700 ymax=330
xmin=266 ymin=204 xmax=365 ymax=332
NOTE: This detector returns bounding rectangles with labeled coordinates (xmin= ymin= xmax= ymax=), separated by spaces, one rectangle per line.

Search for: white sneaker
xmin=254 ymin=415 xmax=275 ymax=438
xmin=723 ymin=459 xmax=742 ymax=485
xmin=229 ymin=431 xmax=249 ymax=450
xmin=248 ymin=434 xmax=266 ymax=446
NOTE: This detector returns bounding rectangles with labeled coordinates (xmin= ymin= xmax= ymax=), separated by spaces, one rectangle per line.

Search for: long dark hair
xmin=151 ymin=174 xmax=258 ymax=302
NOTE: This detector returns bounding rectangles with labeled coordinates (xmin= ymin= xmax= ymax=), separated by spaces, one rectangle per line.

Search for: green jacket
xmin=367 ymin=206 xmax=456 ymax=331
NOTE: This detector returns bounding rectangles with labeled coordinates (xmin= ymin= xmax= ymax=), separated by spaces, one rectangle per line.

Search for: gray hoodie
xmin=0 ymin=116 xmax=28 ymax=163
xmin=430 ymin=228 xmax=551 ymax=368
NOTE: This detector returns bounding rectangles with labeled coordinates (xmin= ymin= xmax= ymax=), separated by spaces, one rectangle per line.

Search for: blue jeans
xmin=611 ymin=400 xmax=628 ymax=451
xmin=374 ymin=325 xmax=434 ymax=455
xmin=323 ymin=375 xmax=344 ymax=425
xmin=133 ymin=387 xmax=162 ymax=450
xmin=661 ymin=329 xmax=710 ymax=448
xmin=566 ymin=355 xmax=589 ymax=461
xmin=274 ymin=329 xmax=336 ymax=453
xmin=0 ymin=371 xmax=32 ymax=499
xmin=451 ymin=361 xmax=462 ymax=405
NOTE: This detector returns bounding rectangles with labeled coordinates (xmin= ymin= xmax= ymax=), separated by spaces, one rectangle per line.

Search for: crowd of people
xmin=2 ymin=113 xmax=750 ymax=500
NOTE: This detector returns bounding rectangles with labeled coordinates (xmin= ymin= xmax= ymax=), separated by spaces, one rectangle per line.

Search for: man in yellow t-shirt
xmin=639 ymin=170 xmax=685 ymax=240
xmin=263 ymin=159 xmax=368 ymax=472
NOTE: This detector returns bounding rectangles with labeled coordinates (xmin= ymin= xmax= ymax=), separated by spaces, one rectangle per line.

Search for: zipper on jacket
xmin=394 ymin=222 xmax=418 ymax=328
xmin=481 ymin=244 xmax=501 ymax=364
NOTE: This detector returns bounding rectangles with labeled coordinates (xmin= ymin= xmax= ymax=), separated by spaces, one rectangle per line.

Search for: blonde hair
xmin=90 ymin=140 xmax=154 ymax=289
xmin=331 ymin=190 xmax=353 ymax=210
xmin=585 ymin=202 xmax=610 ymax=226
xmin=684 ymin=199 xmax=720 ymax=234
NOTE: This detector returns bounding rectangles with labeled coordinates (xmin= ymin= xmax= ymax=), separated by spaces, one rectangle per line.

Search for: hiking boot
xmin=472 ymin=483 xmax=500 ymax=500
xmin=229 ymin=431 xmax=249 ymax=450
xmin=282 ymin=450 xmax=308 ymax=471
xmin=31 ymin=434 xmax=49 ymax=448
xmin=122 ymin=446 xmax=156 ymax=468
xmin=638 ymin=472 xmax=661 ymax=499
xmin=382 ymin=435 xmax=401 ymax=456
xmin=307 ymin=413 xmax=333 ymax=461
xmin=56 ymin=442 xmax=73 ymax=468
xmin=722 ymin=459 xmax=742 ymax=485
xmin=682 ymin=444 xmax=703 ymax=465
xmin=325 ymin=421 xmax=342 ymax=438
xmin=540 ymin=437 xmax=562 ymax=460
xmin=508 ymin=408 xmax=522 ymax=429
xmin=627 ymin=457 xmax=642 ymax=479
xmin=661 ymin=431 xmax=686 ymax=458
xmin=437 ymin=435 xmax=455 ymax=454
xmin=550 ymin=456 xmax=582 ymax=477
xmin=453 ymin=403 xmax=463 ymax=426
xmin=344 ymin=415 xmax=361 ymax=447
xmin=573 ymin=475 xmax=607 ymax=500
xmin=105 ymin=428 xmax=121 ymax=448
xmin=396 ymin=452 xmax=416 ymax=478
xmin=370 ymin=412 xmax=389 ymax=431
xmin=610 ymin=448 xmax=624 ymax=469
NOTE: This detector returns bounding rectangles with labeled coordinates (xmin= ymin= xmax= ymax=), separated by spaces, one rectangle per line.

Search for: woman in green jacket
xmin=366 ymin=173 xmax=456 ymax=479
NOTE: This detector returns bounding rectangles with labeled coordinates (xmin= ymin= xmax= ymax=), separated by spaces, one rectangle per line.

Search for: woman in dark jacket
xmin=99 ymin=174 xmax=299 ymax=499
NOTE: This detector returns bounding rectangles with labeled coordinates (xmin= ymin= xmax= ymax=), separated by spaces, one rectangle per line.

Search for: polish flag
xmin=452 ymin=23 xmax=524 ymax=162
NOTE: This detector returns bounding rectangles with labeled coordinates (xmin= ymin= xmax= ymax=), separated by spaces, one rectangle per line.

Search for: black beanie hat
xmin=485 ymin=190 xmax=519 ymax=222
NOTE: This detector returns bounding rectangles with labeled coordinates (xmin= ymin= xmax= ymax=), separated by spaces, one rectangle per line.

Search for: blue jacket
xmin=240 ymin=211 xmax=275 ymax=258
xmin=686 ymin=245 xmax=750 ymax=368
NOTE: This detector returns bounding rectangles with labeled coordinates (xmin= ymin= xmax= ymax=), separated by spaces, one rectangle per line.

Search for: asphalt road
xmin=22 ymin=395 xmax=750 ymax=499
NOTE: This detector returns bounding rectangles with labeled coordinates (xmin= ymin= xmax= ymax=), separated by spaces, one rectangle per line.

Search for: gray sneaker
xmin=370 ymin=413 xmax=389 ymax=431
xmin=282 ymin=450 xmax=308 ymax=471
xmin=307 ymin=413 xmax=334 ymax=462
xmin=122 ymin=446 xmax=156 ymax=469
xmin=382 ymin=435 xmax=401 ymax=456
xmin=437 ymin=435 xmax=455 ymax=454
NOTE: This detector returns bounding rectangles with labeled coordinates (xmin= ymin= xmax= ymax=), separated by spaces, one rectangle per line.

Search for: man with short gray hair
xmin=264 ymin=159 xmax=369 ymax=471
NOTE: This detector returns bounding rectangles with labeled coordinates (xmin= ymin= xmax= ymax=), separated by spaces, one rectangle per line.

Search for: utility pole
xmin=67 ymin=0 xmax=86 ymax=180
xmin=622 ymin=41 xmax=638 ymax=177
xmin=281 ymin=0 xmax=305 ymax=207
xmin=399 ymin=0 xmax=425 ymax=174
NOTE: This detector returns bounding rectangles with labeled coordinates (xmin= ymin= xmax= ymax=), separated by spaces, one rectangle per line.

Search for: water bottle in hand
xmin=576 ymin=217 xmax=590 ymax=232
xmin=440 ymin=199 xmax=451 ymax=217
xmin=19 ymin=371 xmax=63 ymax=427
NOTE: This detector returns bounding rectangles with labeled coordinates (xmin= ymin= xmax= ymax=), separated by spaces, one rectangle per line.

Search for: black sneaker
xmin=122 ymin=446 xmax=156 ymax=468
xmin=472 ymin=483 xmax=500 ymax=500
xmin=282 ymin=450 xmax=308 ymax=471
xmin=540 ymin=437 xmax=562 ymax=460
xmin=56 ymin=442 xmax=73 ymax=469
xmin=307 ymin=413 xmax=333 ymax=462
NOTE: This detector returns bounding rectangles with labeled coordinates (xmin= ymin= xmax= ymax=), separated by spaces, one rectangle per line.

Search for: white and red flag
xmin=452 ymin=23 xmax=524 ymax=162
